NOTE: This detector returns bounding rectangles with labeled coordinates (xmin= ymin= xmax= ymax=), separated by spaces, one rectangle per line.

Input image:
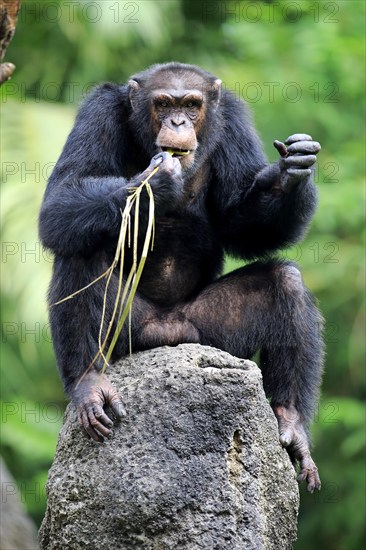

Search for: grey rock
xmin=0 ymin=457 xmax=39 ymax=550
xmin=39 ymin=344 xmax=299 ymax=550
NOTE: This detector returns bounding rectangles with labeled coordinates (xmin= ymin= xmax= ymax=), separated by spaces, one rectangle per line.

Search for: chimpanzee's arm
xmin=220 ymin=149 xmax=319 ymax=259
xmin=39 ymin=84 xmax=181 ymax=257
xmin=212 ymin=93 xmax=320 ymax=259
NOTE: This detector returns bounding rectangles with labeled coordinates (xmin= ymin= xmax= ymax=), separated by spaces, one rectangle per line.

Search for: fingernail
xmin=116 ymin=404 xmax=127 ymax=417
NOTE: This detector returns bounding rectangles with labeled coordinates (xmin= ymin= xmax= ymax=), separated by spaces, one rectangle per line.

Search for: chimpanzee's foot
xmin=273 ymin=404 xmax=321 ymax=493
xmin=71 ymin=369 xmax=126 ymax=443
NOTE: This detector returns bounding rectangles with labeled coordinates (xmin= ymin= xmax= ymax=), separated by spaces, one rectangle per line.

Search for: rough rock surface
xmin=39 ymin=344 xmax=299 ymax=550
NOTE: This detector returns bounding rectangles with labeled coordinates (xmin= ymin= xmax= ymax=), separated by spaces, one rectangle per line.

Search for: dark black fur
xmin=39 ymin=62 xmax=323 ymax=444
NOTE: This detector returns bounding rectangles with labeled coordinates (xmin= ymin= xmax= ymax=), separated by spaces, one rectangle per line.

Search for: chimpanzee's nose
xmin=172 ymin=116 xmax=185 ymax=126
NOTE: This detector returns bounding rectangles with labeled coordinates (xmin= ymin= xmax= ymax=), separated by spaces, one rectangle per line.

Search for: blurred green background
xmin=0 ymin=0 xmax=364 ymax=548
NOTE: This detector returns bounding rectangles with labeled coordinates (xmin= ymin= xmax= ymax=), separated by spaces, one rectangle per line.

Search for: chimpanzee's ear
xmin=211 ymin=79 xmax=222 ymax=110
xmin=128 ymin=80 xmax=140 ymax=111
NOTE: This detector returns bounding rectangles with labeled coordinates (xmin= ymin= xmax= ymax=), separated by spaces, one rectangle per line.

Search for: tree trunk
xmin=0 ymin=0 xmax=21 ymax=85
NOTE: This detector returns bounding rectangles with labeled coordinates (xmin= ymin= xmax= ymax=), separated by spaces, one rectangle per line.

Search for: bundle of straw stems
xmin=52 ymin=165 xmax=158 ymax=372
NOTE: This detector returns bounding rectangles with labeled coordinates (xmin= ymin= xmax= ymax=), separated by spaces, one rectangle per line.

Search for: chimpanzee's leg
xmin=182 ymin=259 xmax=324 ymax=491
xmin=49 ymin=253 xmax=163 ymax=442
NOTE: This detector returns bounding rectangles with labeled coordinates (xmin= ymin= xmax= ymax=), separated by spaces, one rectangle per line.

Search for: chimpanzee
xmin=39 ymin=62 xmax=323 ymax=492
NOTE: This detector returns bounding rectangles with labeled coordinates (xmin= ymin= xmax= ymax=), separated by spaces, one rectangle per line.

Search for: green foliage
xmin=1 ymin=397 xmax=62 ymax=522
xmin=1 ymin=1 xmax=364 ymax=547
xmin=297 ymin=397 xmax=366 ymax=550
xmin=1 ymin=100 xmax=70 ymax=523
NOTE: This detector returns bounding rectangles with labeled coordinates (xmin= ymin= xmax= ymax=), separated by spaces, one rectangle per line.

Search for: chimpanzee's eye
xmin=155 ymin=99 xmax=170 ymax=109
xmin=185 ymin=100 xmax=201 ymax=110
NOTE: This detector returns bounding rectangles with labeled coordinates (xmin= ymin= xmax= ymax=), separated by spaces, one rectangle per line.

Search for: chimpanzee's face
xmin=129 ymin=70 xmax=221 ymax=169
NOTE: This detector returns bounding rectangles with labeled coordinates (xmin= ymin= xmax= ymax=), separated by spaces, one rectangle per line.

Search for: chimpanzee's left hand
xmin=274 ymin=134 xmax=321 ymax=192
xmin=274 ymin=404 xmax=321 ymax=493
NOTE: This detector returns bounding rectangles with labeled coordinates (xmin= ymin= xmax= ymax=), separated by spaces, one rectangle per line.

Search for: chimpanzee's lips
xmin=160 ymin=147 xmax=191 ymax=157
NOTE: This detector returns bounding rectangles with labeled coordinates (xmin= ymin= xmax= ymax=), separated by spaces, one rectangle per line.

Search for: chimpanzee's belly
xmin=136 ymin=216 xmax=222 ymax=306
xmin=138 ymin=254 xmax=203 ymax=305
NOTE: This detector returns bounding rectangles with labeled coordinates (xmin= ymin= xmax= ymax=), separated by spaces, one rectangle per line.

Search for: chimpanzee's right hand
xmin=71 ymin=369 xmax=126 ymax=442
xmin=148 ymin=151 xmax=182 ymax=179
xmin=136 ymin=152 xmax=183 ymax=209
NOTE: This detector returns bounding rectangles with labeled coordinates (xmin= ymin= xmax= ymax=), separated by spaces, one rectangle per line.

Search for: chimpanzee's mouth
xmin=160 ymin=147 xmax=191 ymax=157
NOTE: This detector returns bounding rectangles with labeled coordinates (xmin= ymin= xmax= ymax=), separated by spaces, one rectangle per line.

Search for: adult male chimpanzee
xmin=39 ymin=62 xmax=323 ymax=492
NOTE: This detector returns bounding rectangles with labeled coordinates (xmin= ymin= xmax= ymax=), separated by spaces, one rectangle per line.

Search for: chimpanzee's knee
xmin=271 ymin=261 xmax=306 ymax=299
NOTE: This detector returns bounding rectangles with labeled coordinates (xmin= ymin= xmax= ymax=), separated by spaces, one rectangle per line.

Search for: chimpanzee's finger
xmin=306 ymin=469 xmax=321 ymax=493
xmin=80 ymin=410 xmax=104 ymax=443
xmin=92 ymin=404 xmax=114 ymax=428
xmin=287 ymin=141 xmax=321 ymax=154
xmin=285 ymin=133 xmax=313 ymax=145
xmin=151 ymin=151 xmax=172 ymax=166
xmin=150 ymin=152 xmax=165 ymax=166
xmin=109 ymin=396 xmax=127 ymax=419
xmin=283 ymin=155 xmax=317 ymax=168
xmin=273 ymin=140 xmax=288 ymax=157
xmin=298 ymin=459 xmax=321 ymax=493
xmin=286 ymin=168 xmax=312 ymax=179
xmin=86 ymin=405 xmax=112 ymax=438
xmin=311 ymin=470 xmax=321 ymax=492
